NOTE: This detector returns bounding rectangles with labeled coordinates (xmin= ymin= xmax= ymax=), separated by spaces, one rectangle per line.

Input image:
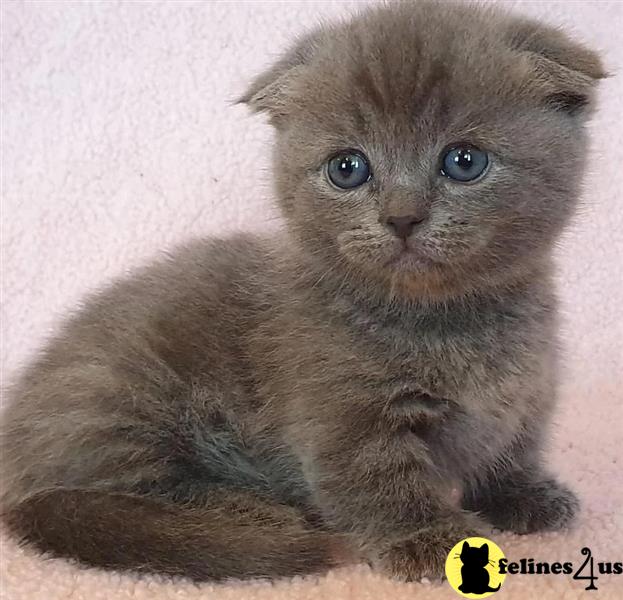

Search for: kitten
xmin=0 ymin=1 xmax=605 ymax=583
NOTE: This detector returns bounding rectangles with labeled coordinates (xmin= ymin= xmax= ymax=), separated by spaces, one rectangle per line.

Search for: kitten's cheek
xmin=336 ymin=229 xmax=397 ymax=268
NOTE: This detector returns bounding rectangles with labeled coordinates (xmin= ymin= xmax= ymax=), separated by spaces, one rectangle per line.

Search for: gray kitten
xmin=0 ymin=1 xmax=605 ymax=583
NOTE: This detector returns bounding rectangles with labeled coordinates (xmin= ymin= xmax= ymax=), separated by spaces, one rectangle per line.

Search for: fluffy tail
xmin=2 ymin=488 xmax=340 ymax=581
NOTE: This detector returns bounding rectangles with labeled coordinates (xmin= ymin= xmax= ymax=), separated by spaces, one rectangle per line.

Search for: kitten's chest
xmin=353 ymin=308 xmax=520 ymax=401
xmin=349 ymin=304 xmax=545 ymax=469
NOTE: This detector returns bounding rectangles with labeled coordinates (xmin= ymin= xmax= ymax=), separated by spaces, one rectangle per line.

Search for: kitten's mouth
xmin=384 ymin=245 xmax=438 ymax=272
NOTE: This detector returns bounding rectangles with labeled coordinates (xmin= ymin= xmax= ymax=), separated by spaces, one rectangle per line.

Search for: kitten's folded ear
xmin=507 ymin=19 xmax=608 ymax=115
xmin=237 ymin=28 xmax=325 ymax=125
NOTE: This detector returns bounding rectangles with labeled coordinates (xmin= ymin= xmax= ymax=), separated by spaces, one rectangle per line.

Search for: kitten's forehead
xmin=295 ymin=4 xmax=524 ymax=138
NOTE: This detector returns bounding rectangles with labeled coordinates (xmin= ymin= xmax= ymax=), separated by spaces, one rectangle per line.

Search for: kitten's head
xmin=241 ymin=2 xmax=605 ymax=300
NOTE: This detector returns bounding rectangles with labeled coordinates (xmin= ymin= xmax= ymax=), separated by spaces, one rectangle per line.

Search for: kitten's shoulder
xmin=161 ymin=232 xmax=286 ymax=275
xmin=100 ymin=232 xmax=292 ymax=302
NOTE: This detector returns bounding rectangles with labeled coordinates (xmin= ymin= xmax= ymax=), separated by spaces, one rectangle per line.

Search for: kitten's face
xmin=244 ymin=3 xmax=604 ymax=297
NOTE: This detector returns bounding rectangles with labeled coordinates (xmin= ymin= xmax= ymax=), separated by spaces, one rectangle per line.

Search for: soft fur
xmin=0 ymin=1 xmax=605 ymax=583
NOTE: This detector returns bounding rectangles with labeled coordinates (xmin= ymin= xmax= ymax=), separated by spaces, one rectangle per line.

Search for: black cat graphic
xmin=457 ymin=541 xmax=501 ymax=594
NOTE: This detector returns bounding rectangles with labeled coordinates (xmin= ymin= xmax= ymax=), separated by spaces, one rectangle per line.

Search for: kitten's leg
xmin=0 ymin=366 xmax=339 ymax=580
xmin=293 ymin=401 xmax=487 ymax=582
xmin=462 ymin=436 xmax=579 ymax=534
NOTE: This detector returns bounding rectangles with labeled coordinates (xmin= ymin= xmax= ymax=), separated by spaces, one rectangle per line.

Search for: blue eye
xmin=441 ymin=146 xmax=489 ymax=182
xmin=327 ymin=151 xmax=371 ymax=189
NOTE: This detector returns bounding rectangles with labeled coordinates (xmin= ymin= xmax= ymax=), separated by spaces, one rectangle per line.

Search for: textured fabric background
xmin=1 ymin=1 xmax=622 ymax=599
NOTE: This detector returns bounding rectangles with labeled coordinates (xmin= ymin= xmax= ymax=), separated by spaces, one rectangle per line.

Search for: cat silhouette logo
xmin=445 ymin=537 xmax=507 ymax=598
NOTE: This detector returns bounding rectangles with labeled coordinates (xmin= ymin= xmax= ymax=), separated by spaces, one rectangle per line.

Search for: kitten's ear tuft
xmin=237 ymin=28 xmax=325 ymax=124
xmin=236 ymin=66 xmax=301 ymax=122
xmin=544 ymin=91 xmax=590 ymax=115
xmin=507 ymin=19 xmax=607 ymax=116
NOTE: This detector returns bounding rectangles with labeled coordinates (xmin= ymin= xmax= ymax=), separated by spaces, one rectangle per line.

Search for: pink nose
xmin=385 ymin=214 xmax=425 ymax=240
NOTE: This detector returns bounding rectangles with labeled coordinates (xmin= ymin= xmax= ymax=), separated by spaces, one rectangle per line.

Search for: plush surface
xmin=1 ymin=1 xmax=622 ymax=598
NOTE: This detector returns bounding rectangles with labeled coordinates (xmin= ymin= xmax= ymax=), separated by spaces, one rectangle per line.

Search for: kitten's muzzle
xmin=384 ymin=214 xmax=426 ymax=240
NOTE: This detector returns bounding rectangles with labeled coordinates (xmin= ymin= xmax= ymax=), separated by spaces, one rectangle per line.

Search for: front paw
xmin=371 ymin=517 xmax=483 ymax=582
xmin=480 ymin=479 xmax=579 ymax=534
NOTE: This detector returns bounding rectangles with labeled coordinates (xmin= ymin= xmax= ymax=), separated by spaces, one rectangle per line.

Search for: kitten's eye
xmin=326 ymin=151 xmax=371 ymax=189
xmin=441 ymin=146 xmax=489 ymax=182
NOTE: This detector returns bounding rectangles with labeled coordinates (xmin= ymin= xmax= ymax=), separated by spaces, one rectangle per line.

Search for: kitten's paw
xmin=371 ymin=518 xmax=483 ymax=582
xmin=483 ymin=479 xmax=579 ymax=534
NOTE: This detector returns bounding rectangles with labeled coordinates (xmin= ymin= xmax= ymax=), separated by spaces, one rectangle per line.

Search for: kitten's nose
xmin=385 ymin=214 xmax=426 ymax=240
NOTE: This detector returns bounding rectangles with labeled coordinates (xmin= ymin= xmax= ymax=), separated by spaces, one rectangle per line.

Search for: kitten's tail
xmin=2 ymin=488 xmax=343 ymax=581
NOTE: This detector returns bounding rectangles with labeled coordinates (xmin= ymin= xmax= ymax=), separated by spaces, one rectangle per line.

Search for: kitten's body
xmin=1 ymin=1 xmax=603 ymax=583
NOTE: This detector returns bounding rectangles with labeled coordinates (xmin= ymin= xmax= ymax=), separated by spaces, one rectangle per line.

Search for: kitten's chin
xmin=336 ymin=228 xmax=444 ymax=276
xmin=383 ymin=249 xmax=439 ymax=274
